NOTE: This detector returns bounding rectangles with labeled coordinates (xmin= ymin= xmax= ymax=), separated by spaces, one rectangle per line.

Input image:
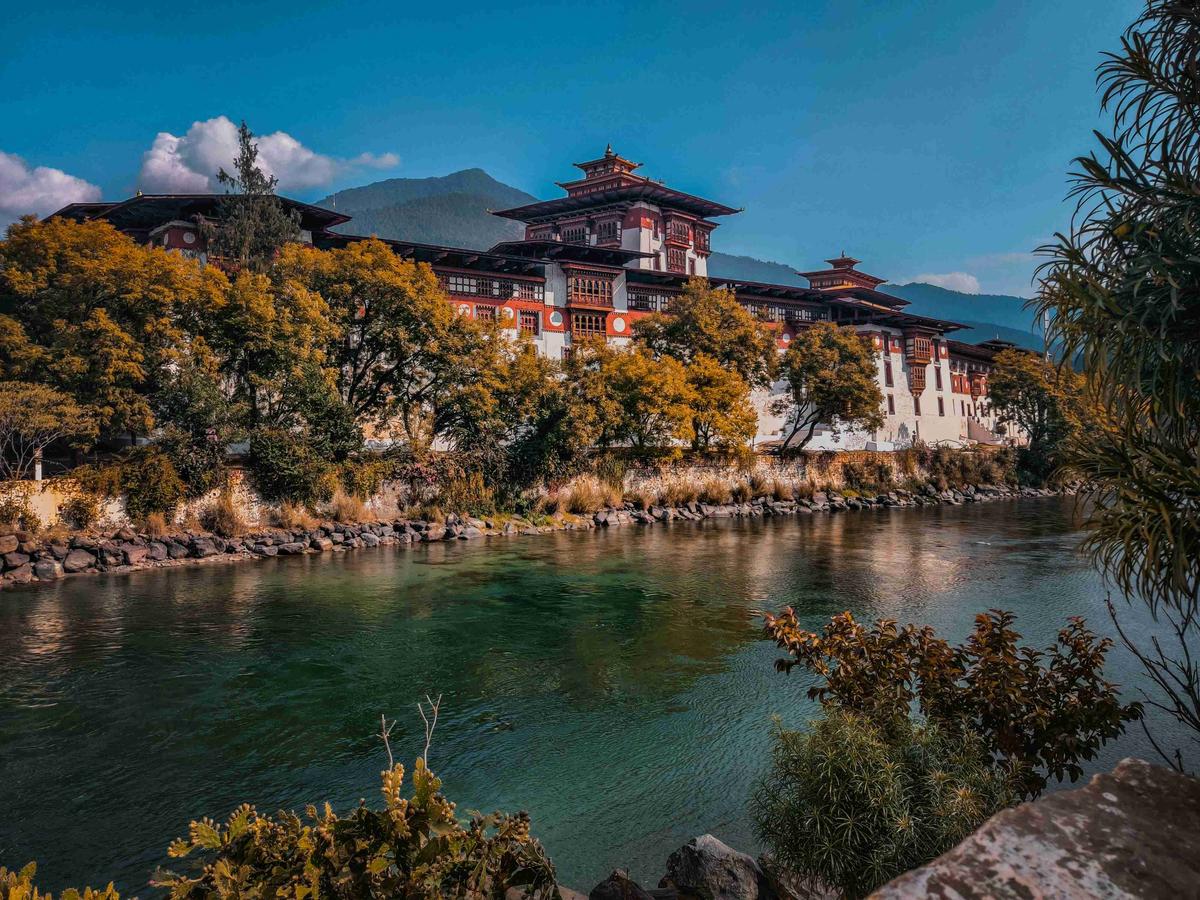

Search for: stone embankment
xmin=1 ymin=481 xmax=1071 ymax=589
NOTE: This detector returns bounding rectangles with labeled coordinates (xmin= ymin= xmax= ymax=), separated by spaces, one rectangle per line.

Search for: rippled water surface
xmin=0 ymin=497 xmax=1182 ymax=893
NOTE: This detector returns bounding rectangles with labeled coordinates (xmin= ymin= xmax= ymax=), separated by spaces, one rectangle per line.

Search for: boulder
xmin=167 ymin=541 xmax=190 ymax=559
xmin=3 ymin=551 xmax=31 ymax=570
xmin=63 ymin=549 xmax=96 ymax=573
xmin=33 ymin=559 xmax=64 ymax=581
xmin=148 ymin=542 xmax=169 ymax=561
xmin=49 ymin=542 xmax=70 ymax=560
xmin=757 ymin=854 xmax=834 ymax=900
xmin=361 ymin=532 xmax=380 ymax=547
xmin=191 ymin=537 xmax=220 ymax=558
xmin=459 ymin=526 xmax=482 ymax=540
xmin=589 ymin=869 xmax=654 ymax=900
xmin=873 ymin=758 xmax=1200 ymax=899
xmin=121 ymin=543 xmax=150 ymax=566
xmin=0 ymin=534 xmax=18 ymax=554
xmin=309 ymin=536 xmax=333 ymax=552
xmin=278 ymin=542 xmax=306 ymax=555
xmin=423 ymin=527 xmax=447 ymax=542
xmin=660 ymin=834 xmax=771 ymax=899
xmin=4 ymin=563 xmax=34 ymax=584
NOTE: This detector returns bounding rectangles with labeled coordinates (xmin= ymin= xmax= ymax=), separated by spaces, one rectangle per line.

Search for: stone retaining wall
xmin=1 ymin=480 xmax=1068 ymax=589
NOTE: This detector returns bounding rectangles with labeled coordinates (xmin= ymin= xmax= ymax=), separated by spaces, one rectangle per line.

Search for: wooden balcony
xmin=908 ymin=365 xmax=928 ymax=394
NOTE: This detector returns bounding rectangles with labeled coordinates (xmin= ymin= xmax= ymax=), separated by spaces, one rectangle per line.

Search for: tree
xmin=986 ymin=349 xmax=1082 ymax=455
xmin=200 ymin=121 xmax=300 ymax=271
xmin=772 ymin=321 xmax=884 ymax=452
xmin=685 ymin=354 xmax=758 ymax=452
xmin=634 ymin=277 xmax=778 ymax=388
xmin=0 ymin=216 xmax=226 ymax=438
xmin=1034 ymin=0 xmax=1200 ymax=770
xmin=0 ymin=382 xmax=97 ymax=480
xmin=762 ymin=608 xmax=1141 ymax=799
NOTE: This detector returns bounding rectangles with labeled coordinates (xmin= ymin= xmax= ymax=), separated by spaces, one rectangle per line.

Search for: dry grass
xmin=749 ymin=471 xmax=772 ymax=497
xmin=771 ymin=479 xmax=795 ymax=502
xmin=699 ymin=477 xmax=733 ymax=505
xmin=793 ymin=481 xmax=815 ymax=501
xmin=731 ymin=480 xmax=753 ymax=503
xmin=200 ymin=491 xmax=247 ymax=537
xmin=327 ymin=489 xmax=371 ymax=524
xmin=626 ymin=485 xmax=658 ymax=511
xmin=561 ymin=475 xmax=614 ymax=514
xmin=273 ymin=502 xmax=318 ymax=531
xmin=662 ymin=479 xmax=700 ymax=507
xmin=143 ymin=511 xmax=169 ymax=538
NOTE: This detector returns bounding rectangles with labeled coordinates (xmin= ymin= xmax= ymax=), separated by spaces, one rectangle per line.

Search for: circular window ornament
xmin=501 ymin=306 xmax=515 ymax=319
xmin=457 ymin=303 xmax=471 ymax=316
xmin=782 ymin=332 xmax=792 ymax=343
xmin=549 ymin=310 xmax=564 ymax=327
xmin=612 ymin=316 xmax=626 ymax=333
xmin=182 ymin=231 xmax=196 ymax=245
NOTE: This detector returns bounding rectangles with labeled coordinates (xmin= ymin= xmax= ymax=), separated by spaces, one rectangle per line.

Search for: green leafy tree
xmin=1034 ymin=0 xmax=1200 ymax=769
xmin=634 ymin=277 xmax=777 ymax=388
xmin=772 ymin=321 xmax=884 ymax=451
xmin=200 ymin=121 xmax=300 ymax=271
xmin=753 ymin=712 xmax=1010 ymax=900
xmin=0 ymin=381 xmax=97 ymax=480
xmin=986 ymin=349 xmax=1083 ymax=456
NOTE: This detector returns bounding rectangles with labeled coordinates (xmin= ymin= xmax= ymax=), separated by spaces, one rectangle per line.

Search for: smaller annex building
xmin=51 ymin=148 xmax=1022 ymax=450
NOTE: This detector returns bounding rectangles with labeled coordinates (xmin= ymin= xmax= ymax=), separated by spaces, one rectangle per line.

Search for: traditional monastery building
xmin=51 ymin=148 xmax=1019 ymax=450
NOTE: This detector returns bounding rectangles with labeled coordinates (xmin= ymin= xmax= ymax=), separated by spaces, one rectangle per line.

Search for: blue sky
xmin=2 ymin=0 xmax=1136 ymax=295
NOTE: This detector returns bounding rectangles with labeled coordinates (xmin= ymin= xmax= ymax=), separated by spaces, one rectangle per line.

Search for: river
xmin=0 ymin=496 xmax=1183 ymax=894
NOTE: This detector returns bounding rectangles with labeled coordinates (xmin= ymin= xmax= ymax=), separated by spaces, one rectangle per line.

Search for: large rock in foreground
xmin=660 ymin=834 xmax=773 ymax=899
xmin=871 ymin=758 xmax=1200 ymax=899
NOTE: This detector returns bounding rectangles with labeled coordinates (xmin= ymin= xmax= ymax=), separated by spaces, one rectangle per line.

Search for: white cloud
xmin=0 ymin=151 xmax=102 ymax=226
xmin=137 ymin=116 xmax=398 ymax=193
xmin=913 ymin=271 xmax=981 ymax=294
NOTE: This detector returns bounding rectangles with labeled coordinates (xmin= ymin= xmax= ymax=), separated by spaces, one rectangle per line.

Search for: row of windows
xmin=628 ymin=291 xmax=676 ymax=312
xmin=743 ymin=303 xmax=826 ymax=324
xmin=884 ymin=359 xmax=946 ymax=391
xmin=441 ymin=274 xmax=545 ymax=301
xmin=567 ymin=271 xmax=615 ymax=306
xmin=886 ymin=394 xmax=991 ymax=418
xmin=571 ymin=312 xmax=606 ymax=338
xmin=666 ymin=248 xmax=689 ymax=273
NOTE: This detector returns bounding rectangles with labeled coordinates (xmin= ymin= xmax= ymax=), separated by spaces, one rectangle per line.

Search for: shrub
xmin=840 ymin=458 xmax=869 ymax=490
xmin=159 ymin=430 xmax=227 ymax=499
xmin=762 ymin=608 xmax=1142 ymax=799
xmin=753 ymin=712 xmax=1010 ymax=899
xmin=793 ymin=480 xmax=815 ymax=501
xmin=341 ymin=455 xmax=394 ymax=499
xmin=247 ymin=428 xmax=336 ymax=506
xmin=0 ymin=493 xmax=42 ymax=533
xmin=59 ymin=493 xmax=101 ymax=530
xmin=124 ymin=451 xmax=187 ymax=522
xmin=699 ymin=476 xmax=732 ymax=505
xmin=439 ymin=471 xmax=495 ymax=516
xmin=1 ymin=862 xmax=119 ymax=900
xmin=200 ymin=489 xmax=246 ymax=537
xmin=730 ymin=480 xmax=753 ymax=503
xmin=626 ymin=485 xmax=658 ymax=510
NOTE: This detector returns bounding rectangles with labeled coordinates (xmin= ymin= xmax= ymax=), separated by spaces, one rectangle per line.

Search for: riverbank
xmin=0 ymin=480 xmax=1076 ymax=590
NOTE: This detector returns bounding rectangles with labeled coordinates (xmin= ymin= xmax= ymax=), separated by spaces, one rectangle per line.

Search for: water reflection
xmin=0 ymin=497 xmax=1178 ymax=894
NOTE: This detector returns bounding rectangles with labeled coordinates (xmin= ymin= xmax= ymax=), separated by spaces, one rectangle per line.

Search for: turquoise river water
xmin=0 ymin=496 xmax=1183 ymax=893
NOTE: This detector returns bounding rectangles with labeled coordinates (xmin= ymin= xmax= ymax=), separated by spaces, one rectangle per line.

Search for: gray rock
xmin=459 ymin=526 xmax=482 ymax=539
xmin=49 ymin=542 xmax=70 ymax=560
xmin=3 ymin=551 xmax=31 ymax=569
xmin=873 ymin=758 xmax=1200 ymax=899
xmin=4 ymin=563 xmax=34 ymax=584
xmin=63 ymin=548 xmax=96 ymax=572
xmin=423 ymin=526 xmax=446 ymax=542
xmin=278 ymin=542 xmax=306 ymax=555
xmin=589 ymin=868 xmax=653 ymax=900
xmin=310 ymin=536 xmax=333 ymax=552
xmin=758 ymin=854 xmax=834 ymax=899
xmin=167 ymin=541 xmax=190 ymax=559
xmin=121 ymin=543 xmax=150 ymax=566
xmin=148 ymin=542 xmax=169 ymax=561
xmin=191 ymin=538 xmax=219 ymax=558
xmin=660 ymin=834 xmax=771 ymax=899
xmin=33 ymin=559 xmax=65 ymax=581
xmin=0 ymin=534 xmax=18 ymax=554
xmin=361 ymin=532 xmax=380 ymax=547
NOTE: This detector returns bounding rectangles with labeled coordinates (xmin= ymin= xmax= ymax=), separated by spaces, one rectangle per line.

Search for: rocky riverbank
xmin=0 ymin=481 xmax=1075 ymax=590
